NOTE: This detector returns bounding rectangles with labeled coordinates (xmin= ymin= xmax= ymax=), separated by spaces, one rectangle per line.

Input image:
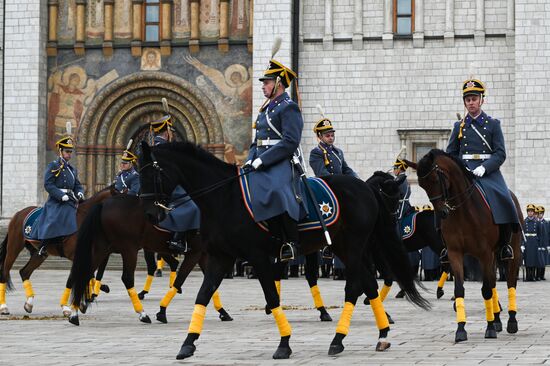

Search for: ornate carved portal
xmin=77 ymin=72 xmax=224 ymax=193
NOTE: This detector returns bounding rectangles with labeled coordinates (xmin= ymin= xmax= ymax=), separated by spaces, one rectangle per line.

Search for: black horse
xmin=138 ymin=142 xmax=430 ymax=360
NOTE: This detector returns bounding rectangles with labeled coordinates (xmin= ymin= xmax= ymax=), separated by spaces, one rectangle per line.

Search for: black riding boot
xmin=168 ymin=232 xmax=189 ymax=254
xmin=38 ymin=239 xmax=50 ymax=257
xmin=439 ymin=248 xmax=449 ymax=263
xmin=269 ymin=213 xmax=300 ymax=262
xmin=498 ymin=224 xmax=514 ymax=261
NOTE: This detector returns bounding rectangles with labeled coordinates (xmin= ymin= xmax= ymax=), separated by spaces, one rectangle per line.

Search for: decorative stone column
xmin=506 ymin=0 xmax=514 ymax=45
xmin=248 ymin=0 xmax=253 ymax=53
xmin=323 ymin=0 xmax=333 ymax=50
xmin=75 ymin=0 xmax=86 ymax=55
xmin=189 ymin=0 xmax=200 ymax=53
xmin=474 ymin=0 xmax=485 ymax=46
xmin=161 ymin=0 xmax=172 ymax=55
xmin=47 ymin=0 xmax=59 ymax=56
xmin=352 ymin=0 xmax=363 ymax=50
xmin=131 ymin=0 xmax=143 ymax=56
xmin=382 ymin=0 xmax=393 ymax=48
xmin=218 ymin=0 xmax=229 ymax=52
xmin=103 ymin=0 xmax=114 ymax=56
xmin=413 ymin=0 xmax=424 ymax=48
xmin=444 ymin=0 xmax=455 ymax=47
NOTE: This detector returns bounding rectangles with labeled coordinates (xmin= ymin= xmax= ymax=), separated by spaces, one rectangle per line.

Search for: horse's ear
xmin=403 ymin=159 xmax=417 ymax=170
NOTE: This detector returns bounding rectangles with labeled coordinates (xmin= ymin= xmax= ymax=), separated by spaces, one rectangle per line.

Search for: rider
xmin=445 ymin=78 xmax=518 ymax=261
xmin=150 ymin=113 xmax=200 ymax=254
xmin=392 ymin=158 xmax=413 ymax=220
xmin=244 ymin=45 xmax=307 ymax=262
xmin=309 ymin=110 xmax=358 ymax=259
xmin=35 ymin=129 xmax=85 ymax=257
xmin=114 ymin=145 xmax=140 ymax=196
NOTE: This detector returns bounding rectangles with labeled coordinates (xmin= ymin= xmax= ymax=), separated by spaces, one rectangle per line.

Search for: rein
xmin=420 ymin=163 xmax=476 ymax=212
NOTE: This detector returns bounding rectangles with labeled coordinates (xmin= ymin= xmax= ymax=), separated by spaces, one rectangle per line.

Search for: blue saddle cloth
xmin=239 ymin=168 xmax=339 ymax=232
xmin=400 ymin=211 xmax=418 ymax=240
xmin=23 ymin=207 xmax=43 ymax=241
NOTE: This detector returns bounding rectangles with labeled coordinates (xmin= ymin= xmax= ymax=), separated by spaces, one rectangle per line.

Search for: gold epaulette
xmin=50 ymin=161 xmax=64 ymax=177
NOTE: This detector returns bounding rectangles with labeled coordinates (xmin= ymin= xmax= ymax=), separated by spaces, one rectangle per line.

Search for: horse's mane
xmin=417 ymin=149 xmax=474 ymax=181
xmin=153 ymin=141 xmax=235 ymax=172
xmin=365 ymin=170 xmax=394 ymax=184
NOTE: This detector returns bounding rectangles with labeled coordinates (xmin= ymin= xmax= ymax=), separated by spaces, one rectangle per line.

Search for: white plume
xmin=271 ymin=37 xmax=282 ymax=58
xmin=316 ymin=104 xmax=326 ymax=119
xmin=468 ymin=62 xmax=479 ymax=79
xmin=126 ymin=139 xmax=133 ymax=150
xmin=162 ymin=98 xmax=169 ymax=113
xmin=66 ymin=121 xmax=72 ymax=135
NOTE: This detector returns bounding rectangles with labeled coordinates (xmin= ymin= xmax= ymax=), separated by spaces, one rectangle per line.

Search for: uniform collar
xmin=267 ymin=92 xmax=289 ymax=110
xmin=319 ymin=141 xmax=334 ymax=151
xmin=465 ymin=111 xmax=487 ymax=127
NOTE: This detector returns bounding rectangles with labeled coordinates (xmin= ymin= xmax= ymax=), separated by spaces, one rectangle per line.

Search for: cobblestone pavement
xmin=1 ymin=269 xmax=549 ymax=365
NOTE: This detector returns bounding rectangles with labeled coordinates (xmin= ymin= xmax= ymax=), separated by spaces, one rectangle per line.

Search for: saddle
xmin=400 ymin=211 xmax=418 ymax=240
xmin=23 ymin=207 xmax=43 ymax=242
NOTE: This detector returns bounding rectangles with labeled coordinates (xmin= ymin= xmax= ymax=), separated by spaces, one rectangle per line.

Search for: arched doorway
xmin=77 ymin=72 xmax=224 ymax=193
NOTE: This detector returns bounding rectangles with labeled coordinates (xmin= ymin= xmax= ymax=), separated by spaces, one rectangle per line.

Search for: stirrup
xmin=168 ymin=240 xmax=189 ymax=254
xmin=321 ymin=246 xmax=333 ymax=260
xmin=280 ymin=243 xmax=296 ymax=262
xmin=439 ymin=248 xmax=449 ymax=264
xmin=499 ymin=245 xmax=514 ymax=261
xmin=37 ymin=246 xmax=48 ymax=257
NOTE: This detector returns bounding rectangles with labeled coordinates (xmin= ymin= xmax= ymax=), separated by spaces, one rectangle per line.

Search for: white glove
xmin=61 ymin=194 xmax=69 ymax=202
xmin=521 ymin=246 xmax=525 ymax=252
xmin=472 ymin=165 xmax=486 ymax=177
xmin=77 ymin=192 xmax=85 ymax=201
xmin=252 ymin=158 xmax=263 ymax=170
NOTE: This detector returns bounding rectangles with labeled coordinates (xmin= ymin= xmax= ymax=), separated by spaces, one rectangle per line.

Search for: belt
xmin=525 ymin=233 xmax=537 ymax=237
xmin=257 ymin=139 xmax=281 ymax=147
xmin=462 ymin=153 xmax=491 ymax=160
xmin=59 ymin=188 xmax=73 ymax=193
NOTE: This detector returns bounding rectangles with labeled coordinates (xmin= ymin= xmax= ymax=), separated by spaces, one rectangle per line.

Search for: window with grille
xmin=394 ymin=0 xmax=414 ymax=36
xmin=144 ymin=0 xmax=161 ymax=42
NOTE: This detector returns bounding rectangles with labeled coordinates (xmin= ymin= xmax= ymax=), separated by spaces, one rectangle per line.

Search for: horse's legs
xmin=60 ymin=273 xmax=73 ymax=317
xmin=304 ymin=252 xmax=332 ymax=321
xmin=481 ymin=263 xmax=497 ymax=339
xmin=505 ymin=240 xmax=521 ymax=334
xmin=0 ymin=233 xmax=28 ymax=314
xmin=91 ymin=256 xmax=110 ymax=300
xmin=120 ymin=248 xmax=151 ymax=323
xmin=138 ymin=250 xmax=157 ymax=300
xmin=450 ymin=253 xmax=467 ymax=342
xmin=437 ymin=266 xmax=450 ymax=299
xmin=177 ymin=253 xmax=240 ymax=360
xmin=198 ymin=254 xmax=234 ymax=322
xmin=18 ymin=253 xmax=47 ymax=313
xmin=491 ymin=287 xmax=503 ymax=332
xmin=161 ymin=254 xmax=179 ymax=288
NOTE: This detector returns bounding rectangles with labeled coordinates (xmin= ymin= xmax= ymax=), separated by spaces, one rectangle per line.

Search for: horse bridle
xmin=418 ymin=163 xmax=475 ymax=212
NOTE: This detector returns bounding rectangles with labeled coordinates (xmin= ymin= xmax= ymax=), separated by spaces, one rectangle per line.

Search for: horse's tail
xmin=372 ymin=190 xmax=431 ymax=310
xmin=0 ymin=233 xmax=14 ymax=291
xmin=71 ymin=202 xmax=104 ymax=308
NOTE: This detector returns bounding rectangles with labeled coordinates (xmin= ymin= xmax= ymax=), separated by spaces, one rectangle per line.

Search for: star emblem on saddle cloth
xmin=24 ymin=225 xmax=32 ymax=235
xmin=319 ymin=202 xmax=333 ymax=217
xmin=404 ymin=225 xmax=411 ymax=234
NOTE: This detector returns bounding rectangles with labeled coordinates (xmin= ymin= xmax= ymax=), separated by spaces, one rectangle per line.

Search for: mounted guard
xmin=114 ymin=139 xmax=140 ymax=196
xmin=35 ymin=122 xmax=85 ymax=257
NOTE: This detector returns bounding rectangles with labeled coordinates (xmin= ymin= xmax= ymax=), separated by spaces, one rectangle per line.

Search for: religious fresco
xmin=141 ymin=48 xmax=162 ymax=71
xmin=173 ymin=0 xmax=191 ymax=39
xmin=200 ymin=0 xmax=220 ymax=39
xmin=230 ymin=0 xmax=249 ymax=39
xmin=57 ymin=0 xmax=77 ymax=44
xmin=114 ymin=0 xmax=132 ymax=40
xmin=86 ymin=0 xmax=105 ymax=41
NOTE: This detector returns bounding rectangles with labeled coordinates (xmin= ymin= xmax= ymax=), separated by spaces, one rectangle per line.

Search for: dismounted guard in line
xmin=445 ymin=78 xmax=518 ymax=261
xmin=114 ymin=140 xmax=140 ymax=196
xmin=523 ymin=204 xmax=542 ymax=281
xmin=149 ymin=99 xmax=200 ymax=254
xmin=243 ymin=38 xmax=307 ymax=262
xmin=535 ymin=205 xmax=548 ymax=280
xmin=309 ymin=105 xmax=358 ymax=259
xmin=35 ymin=122 xmax=85 ymax=257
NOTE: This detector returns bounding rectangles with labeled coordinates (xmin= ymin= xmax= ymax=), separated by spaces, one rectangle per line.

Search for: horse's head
xmin=416 ymin=149 xmax=473 ymax=219
xmin=138 ymin=141 xmax=178 ymax=224
xmin=366 ymin=171 xmax=401 ymax=217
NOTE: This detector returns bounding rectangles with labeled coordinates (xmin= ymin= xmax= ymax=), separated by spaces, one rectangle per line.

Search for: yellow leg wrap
xmin=88 ymin=279 xmax=95 ymax=295
xmin=127 ymin=287 xmax=144 ymax=313
xmin=379 ymin=284 xmax=391 ymax=302
xmin=169 ymin=271 xmax=177 ymax=288
xmin=455 ymin=297 xmax=466 ymax=323
xmin=212 ymin=290 xmax=223 ymax=311
xmin=0 ymin=283 xmax=6 ymax=304
xmin=508 ymin=287 xmax=517 ymax=312
xmin=310 ymin=285 xmax=324 ymax=309
xmin=157 ymin=259 xmax=165 ymax=270
xmin=93 ymin=280 xmax=101 ymax=296
xmin=484 ymin=299 xmax=494 ymax=321
xmin=271 ymin=306 xmax=292 ymax=337
xmin=437 ymin=272 xmax=448 ymax=288
xmin=369 ymin=296 xmax=389 ymax=330
xmin=143 ymin=275 xmax=154 ymax=292
xmin=60 ymin=287 xmax=71 ymax=306
xmin=22 ymin=280 xmax=34 ymax=298
xmin=188 ymin=304 xmax=207 ymax=334
xmin=159 ymin=287 xmax=178 ymax=308
xmin=336 ymin=301 xmax=355 ymax=335
xmin=492 ymin=288 xmax=500 ymax=312
xmin=275 ymin=280 xmax=281 ymax=297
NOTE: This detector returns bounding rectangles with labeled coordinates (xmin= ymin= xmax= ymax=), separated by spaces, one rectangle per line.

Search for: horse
xmin=411 ymin=149 xmax=522 ymax=342
xmin=0 ymin=186 xmax=115 ymax=316
xmin=69 ymin=194 xmax=233 ymax=325
xmin=138 ymin=141 xmax=430 ymax=360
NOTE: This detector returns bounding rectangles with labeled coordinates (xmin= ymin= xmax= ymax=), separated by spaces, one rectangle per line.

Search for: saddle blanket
xmin=239 ymin=168 xmax=340 ymax=232
xmin=400 ymin=211 xmax=418 ymax=240
xmin=23 ymin=207 xmax=43 ymax=241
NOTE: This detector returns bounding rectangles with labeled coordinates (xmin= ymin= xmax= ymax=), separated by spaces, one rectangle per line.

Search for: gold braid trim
xmin=318 ymin=144 xmax=330 ymax=166
xmin=50 ymin=160 xmax=64 ymax=177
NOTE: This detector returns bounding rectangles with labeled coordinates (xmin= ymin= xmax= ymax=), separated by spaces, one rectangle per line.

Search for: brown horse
xmin=0 ymin=186 xmax=115 ymax=316
xmin=411 ymin=149 xmax=522 ymax=342
xmin=69 ymin=194 xmax=233 ymax=325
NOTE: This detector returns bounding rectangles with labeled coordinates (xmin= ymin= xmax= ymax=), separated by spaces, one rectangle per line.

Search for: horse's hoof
xmin=62 ymin=306 xmax=72 ymax=317
xmin=485 ymin=327 xmax=497 ymax=339
xmin=386 ymin=312 xmax=395 ymax=324
xmin=156 ymin=311 xmax=168 ymax=324
xmin=139 ymin=313 xmax=152 ymax=324
xmin=436 ymin=287 xmax=444 ymax=299
xmin=375 ymin=341 xmax=391 ymax=351
xmin=363 ymin=297 xmax=370 ymax=305
xmin=24 ymin=302 xmax=33 ymax=314
xmin=328 ymin=342 xmax=344 ymax=356
xmin=507 ymin=320 xmax=518 ymax=334
xmin=0 ymin=304 xmax=10 ymax=315
xmin=265 ymin=304 xmax=271 ymax=315
xmin=272 ymin=346 xmax=292 ymax=359
xmin=69 ymin=315 xmax=80 ymax=326
xmin=155 ymin=269 xmax=163 ymax=278
xmin=79 ymin=302 xmax=88 ymax=314
xmin=138 ymin=291 xmax=147 ymax=300
xmin=455 ymin=330 xmax=467 ymax=342
xmin=320 ymin=312 xmax=332 ymax=322
xmin=218 ymin=308 xmax=233 ymax=321
xmin=494 ymin=318 xmax=503 ymax=332
xmin=176 ymin=344 xmax=196 ymax=360
xmin=451 ymin=296 xmax=456 ymax=301
xmin=100 ymin=284 xmax=110 ymax=293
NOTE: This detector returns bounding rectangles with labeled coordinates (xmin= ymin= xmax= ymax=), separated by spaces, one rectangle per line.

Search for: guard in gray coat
xmin=35 ymin=134 xmax=84 ymax=257
xmin=446 ymin=78 xmax=518 ymax=261
xmin=114 ymin=148 xmax=140 ymax=196
xmin=244 ymin=43 xmax=307 ymax=261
